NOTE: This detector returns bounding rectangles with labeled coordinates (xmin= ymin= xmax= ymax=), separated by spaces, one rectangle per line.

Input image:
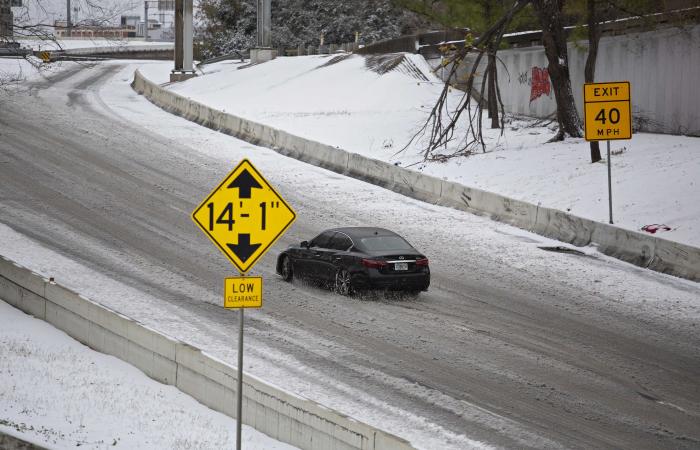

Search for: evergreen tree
xmin=197 ymin=0 xmax=432 ymax=58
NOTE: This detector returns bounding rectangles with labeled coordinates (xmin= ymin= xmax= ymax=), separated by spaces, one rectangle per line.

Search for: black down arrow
xmin=227 ymin=169 xmax=262 ymax=198
xmin=227 ymin=234 xmax=261 ymax=263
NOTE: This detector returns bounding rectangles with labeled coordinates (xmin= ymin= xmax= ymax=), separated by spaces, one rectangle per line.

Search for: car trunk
xmin=364 ymin=251 xmax=426 ymax=274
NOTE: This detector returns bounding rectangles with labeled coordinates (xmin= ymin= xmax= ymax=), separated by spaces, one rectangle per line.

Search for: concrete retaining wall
xmin=63 ymin=44 xmax=174 ymax=56
xmin=0 ymin=431 xmax=48 ymax=450
xmin=0 ymin=255 xmax=414 ymax=450
xmin=131 ymin=69 xmax=700 ymax=282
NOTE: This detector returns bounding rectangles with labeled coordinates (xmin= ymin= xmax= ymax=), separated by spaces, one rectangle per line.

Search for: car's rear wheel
xmin=280 ymin=256 xmax=293 ymax=282
xmin=334 ymin=269 xmax=353 ymax=296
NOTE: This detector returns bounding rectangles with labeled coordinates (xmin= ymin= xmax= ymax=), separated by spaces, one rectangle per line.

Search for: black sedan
xmin=276 ymin=227 xmax=430 ymax=295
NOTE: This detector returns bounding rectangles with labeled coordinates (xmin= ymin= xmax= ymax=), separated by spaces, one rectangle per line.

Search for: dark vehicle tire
xmin=280 ymin=256 xmax=293 ymax=282
xmin=335 ymin=269 xmax=354 ymax=296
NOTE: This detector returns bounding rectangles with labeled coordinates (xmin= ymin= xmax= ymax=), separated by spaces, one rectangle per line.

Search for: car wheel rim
xmin=336 ymin=270 xmax=351 ymax=295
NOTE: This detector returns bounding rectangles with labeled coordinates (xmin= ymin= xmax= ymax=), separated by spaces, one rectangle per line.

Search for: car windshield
xmin=358 ymin=235 xmax=413 ymax=251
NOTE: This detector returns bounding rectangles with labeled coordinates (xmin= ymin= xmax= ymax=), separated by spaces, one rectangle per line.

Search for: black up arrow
xmin=227 ymin=169 xmax=262 ymax=198
xmin=227 ymin=234 xmax=261 ymax=263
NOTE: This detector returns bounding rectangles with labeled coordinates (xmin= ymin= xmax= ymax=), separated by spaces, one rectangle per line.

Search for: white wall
xmin=494 ymin=24 xmax=700 ymax=135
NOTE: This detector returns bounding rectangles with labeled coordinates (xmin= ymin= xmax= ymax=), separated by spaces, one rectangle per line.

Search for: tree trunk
xmin=484 ymin=0 xmax=499 ymax=128
xmin=585 ymin=0 xmax=602 ymax=162
xmin=531 ymin=0 xmax=583 ymax=139
xmin=488 ymin=53 xmax=500 ymax=128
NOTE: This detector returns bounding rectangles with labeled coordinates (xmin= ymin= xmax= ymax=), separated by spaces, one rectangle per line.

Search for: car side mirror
xmin=300 ymin=240 xmax=309 ymax=248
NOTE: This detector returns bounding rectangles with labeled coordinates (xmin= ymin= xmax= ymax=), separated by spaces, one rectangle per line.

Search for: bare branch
xmin=400 ymin=0 xmax=531 ymax=161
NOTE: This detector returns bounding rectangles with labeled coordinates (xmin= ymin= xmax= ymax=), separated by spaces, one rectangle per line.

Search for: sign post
xmin=584 ymin=81 xmax=632 ymax=224
xmin=236 ymin=295 xmax=244 ymax=450
xmin=192 ymin=159 xmax=295 ymax=450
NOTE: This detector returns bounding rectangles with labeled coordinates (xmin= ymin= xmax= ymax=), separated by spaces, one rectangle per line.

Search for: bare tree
xmin=403 ymin=0 xmax=669 ymax=163
xmin=1 ymin=0 xmax=140 ymax=86
xmin=404 ymin=0 xmax=588 ymax=162
xmin=531 ymin=0 xmax=583 ymax=140
xmin=584 ymin=0 xmax=602 ymax=162
xmin=403 ymin=0 xmax=530 ymax=161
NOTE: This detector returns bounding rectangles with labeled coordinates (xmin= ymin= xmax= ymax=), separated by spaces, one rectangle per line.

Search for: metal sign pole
xmin=607 ymin=140 xmax=613 ymax=224
xmin=236 ymin=273 xmax=244 ymax=450
xmin=191 ymin=159 xmax=296 ymax=449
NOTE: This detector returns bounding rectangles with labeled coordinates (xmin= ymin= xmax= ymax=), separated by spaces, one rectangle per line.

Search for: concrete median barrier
xmin=0 ymin=255 xmax=414 ymax=450
xmin=131 ymin=69 xmax=700 ymax=282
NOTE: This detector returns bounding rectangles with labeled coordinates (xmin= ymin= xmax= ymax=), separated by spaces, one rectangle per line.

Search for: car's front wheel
xmin=280 ymin=256 xmax=293 ymax=282
xmin=334 ymin=269 xmax=353 ymax=296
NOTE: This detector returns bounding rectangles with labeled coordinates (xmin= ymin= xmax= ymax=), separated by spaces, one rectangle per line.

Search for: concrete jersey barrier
xmin=130 ymin=69 xmax=700 ymax=282
xmin=0 ymin=255 xmax=414 ymax=450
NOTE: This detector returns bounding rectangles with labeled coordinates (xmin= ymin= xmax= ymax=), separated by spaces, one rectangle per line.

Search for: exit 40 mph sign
xmin=192 ymin=159 xmax=296 ymax=273
xmin=584 ymin=81 xmax=632 ymax=141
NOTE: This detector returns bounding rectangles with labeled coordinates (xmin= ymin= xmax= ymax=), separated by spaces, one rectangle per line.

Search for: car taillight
xmin=416 ymin=258 xmax=429 ymax=266
xmin=362 ymin=258 xmax=387 ymax=268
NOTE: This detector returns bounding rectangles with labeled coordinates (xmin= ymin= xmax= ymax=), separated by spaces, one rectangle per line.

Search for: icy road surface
xmin=0 ymin=61 xmax=699 ymax=449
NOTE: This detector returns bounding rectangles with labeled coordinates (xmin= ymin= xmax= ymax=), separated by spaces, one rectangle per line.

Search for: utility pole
xmin=251 ymin=0 xmax=274 ymax=64
xmin=170 ymin=0 xmax=195 ymax=82
xmin=143 ymin=0 xmax=149 ymax=40
xmin=66 ymin=0 xmax=71 ymax=37
xmin=1 ymin=0 xmax=14 ymax=39
xmin=256 ymin=0 xmax=271 ymax=47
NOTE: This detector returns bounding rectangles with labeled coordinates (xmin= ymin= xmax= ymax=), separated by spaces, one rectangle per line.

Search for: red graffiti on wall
xmin=530 ymin=67 xmax=551 ymax=102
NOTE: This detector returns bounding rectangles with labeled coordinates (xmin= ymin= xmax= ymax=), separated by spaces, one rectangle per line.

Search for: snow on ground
xmin=151 ymin=54 xmax=700 ymax=247
xmin=0 ymin=56 xmax=54 ymax=87
xmin=0 ymin=57 xmax=91 ymax=89
xmin=0 ymin=299 xmax=297 ymax=450
xmin=2 ymin=60 xmax=699 ymax=450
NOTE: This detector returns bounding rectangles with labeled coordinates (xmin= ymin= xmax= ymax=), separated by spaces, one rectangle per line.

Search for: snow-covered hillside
xmin=144 ymin=54 xmax=700 ymax=247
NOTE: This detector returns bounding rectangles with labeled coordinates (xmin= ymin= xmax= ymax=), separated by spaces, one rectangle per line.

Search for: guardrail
xmin=131 ymin=69 xmax=700 ymax=282
xmin=0 ymin=254 xmax=414 ymax=450
xmin=22 ymin=46 xmax=175 ymax=62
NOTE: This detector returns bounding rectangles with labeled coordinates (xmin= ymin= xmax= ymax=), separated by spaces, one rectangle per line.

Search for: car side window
xmin=328 ymin=233 xmax=352 ymax=251
xmin=310 ymin=231 xmax=334 ymax=248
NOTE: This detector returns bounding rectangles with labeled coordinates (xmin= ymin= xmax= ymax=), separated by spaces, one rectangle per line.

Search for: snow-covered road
xmin=0 ymin=61 xmax=698 ymax=449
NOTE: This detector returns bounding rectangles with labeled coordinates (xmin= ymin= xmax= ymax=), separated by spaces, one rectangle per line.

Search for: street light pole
xmin=171 ymin=0 xmax=195 ymax=81
xmin=66 ymin=0 xmax=71 ymax=37
xmin=144 ymin=0 xmax=149 ymax=40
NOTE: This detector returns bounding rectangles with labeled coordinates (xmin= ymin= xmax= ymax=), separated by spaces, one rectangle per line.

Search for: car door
xmin=320 ymin=233 xmax=353 ymax=281
xmin=300 ymin=231 xmax=334 ymax=279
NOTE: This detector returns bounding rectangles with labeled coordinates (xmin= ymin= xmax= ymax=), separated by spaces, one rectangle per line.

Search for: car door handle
xmin=314 ymin=253 xmax=321 ymax=257
xmin=333 ymin=257 xmax=341 ymax=261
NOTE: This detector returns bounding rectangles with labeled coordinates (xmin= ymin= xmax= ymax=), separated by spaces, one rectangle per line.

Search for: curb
xmin=0 ymin=255 xmax=414 ymax=450
xmin=130 ymin=69 xmax=700 ymax=283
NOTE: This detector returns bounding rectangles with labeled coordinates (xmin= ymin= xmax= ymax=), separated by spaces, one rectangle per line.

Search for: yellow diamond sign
xmin=192 ymin=159 xmax=296 ymax=273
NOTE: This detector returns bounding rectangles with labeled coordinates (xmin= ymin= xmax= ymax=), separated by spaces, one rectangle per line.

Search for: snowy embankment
xmin=0 ymin=299 xmax=297 ymax=450
xmin=142 ymin=54 xmax=700 ymax=248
